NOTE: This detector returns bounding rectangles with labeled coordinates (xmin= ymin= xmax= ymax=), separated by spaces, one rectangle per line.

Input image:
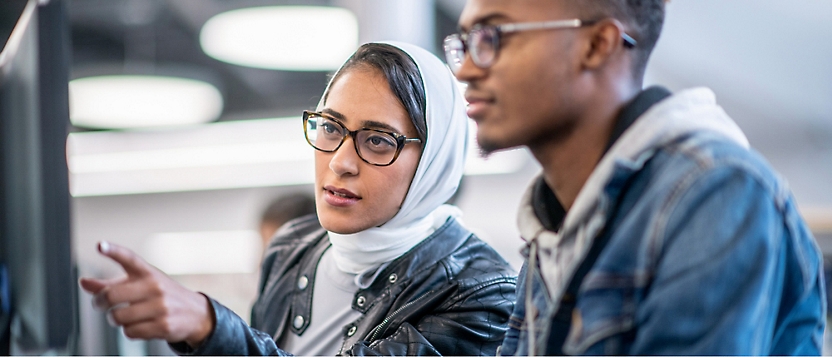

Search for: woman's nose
xmin=328 ymin=138 xmax=360 ymax=176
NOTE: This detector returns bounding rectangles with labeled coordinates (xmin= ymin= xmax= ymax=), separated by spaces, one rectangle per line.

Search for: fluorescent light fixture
xmin=145 ymin=230 xmax=261 ymax=275
xmin=69 ymin=75 xmax=223 ymax=129
xmin=200 ymin=6 xmax=358 ymax=71
xmin=67 ymin=117 xmax=528 ymax=197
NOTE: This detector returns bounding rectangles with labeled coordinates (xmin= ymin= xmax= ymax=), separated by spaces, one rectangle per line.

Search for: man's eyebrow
xmin=460 ymin=12 xmax=511 ymax=31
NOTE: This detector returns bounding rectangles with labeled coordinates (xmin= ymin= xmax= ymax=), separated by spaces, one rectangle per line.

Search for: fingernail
xmin=106 ymin=310 xmax=117 ymax=327
xmin=98 ymin=241 xmax=110 ymax=254
xmin=92 ymin=293 xmax=108 ymax=311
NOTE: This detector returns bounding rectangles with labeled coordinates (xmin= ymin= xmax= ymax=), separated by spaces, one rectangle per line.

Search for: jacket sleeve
xmin=344 ymin=278 xmax=517 ymax=356
xmin=629 ymin=164 xmax=825 ymax=355
xmin=498 ymin=262 xmax=527 ymax=356
xmin=169 ymin=297 xmax=293 ymax=356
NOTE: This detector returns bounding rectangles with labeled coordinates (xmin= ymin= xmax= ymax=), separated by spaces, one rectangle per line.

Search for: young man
xmin=446 ymin=0 xmax=825 ymax=354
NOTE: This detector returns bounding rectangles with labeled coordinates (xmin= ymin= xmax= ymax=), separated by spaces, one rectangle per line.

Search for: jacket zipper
xmin=366 ymin=290 xmax=434 ymax=342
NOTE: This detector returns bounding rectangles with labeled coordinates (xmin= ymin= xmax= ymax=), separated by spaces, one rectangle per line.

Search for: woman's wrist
xmin=184 ymin=292 xmax=216 ymax=349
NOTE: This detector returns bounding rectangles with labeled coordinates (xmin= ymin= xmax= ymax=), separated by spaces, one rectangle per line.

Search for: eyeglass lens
xmin=444 ymin=27 xmax=499 ymax=74
xmin=305 ymin=114 xmax=401 ymax=165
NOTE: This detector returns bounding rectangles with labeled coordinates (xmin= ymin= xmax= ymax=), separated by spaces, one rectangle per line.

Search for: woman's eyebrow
xmin=361 ymin=120 xmax=401 ymax=133
xmin=321 ymin=108 xmax=403 ymax=133
xmin=321 ymin=108 xmax=347 ymax=120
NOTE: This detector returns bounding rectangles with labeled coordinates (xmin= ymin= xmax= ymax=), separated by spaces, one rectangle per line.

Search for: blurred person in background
xmin=446 ymin=0 xmax=825 ymax=354
xmin=258 ymin=193 xmax=316 ymax=251
xmin=79 ymin=42 xmax=517 ymax=356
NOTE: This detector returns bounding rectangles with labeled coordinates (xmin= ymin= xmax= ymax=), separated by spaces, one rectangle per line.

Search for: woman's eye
xmin=365 ymin=134 xmax=396 ymax=150
xmin=320 ymin=122 xmax=341 ymax=135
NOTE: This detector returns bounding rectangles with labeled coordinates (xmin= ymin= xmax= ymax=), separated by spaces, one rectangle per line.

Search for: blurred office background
xmin=14 ymin=0 xmax=832 ymax=354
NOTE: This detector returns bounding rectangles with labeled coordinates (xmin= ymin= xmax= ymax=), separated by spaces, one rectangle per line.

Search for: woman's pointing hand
xmin=79 ymin=241 xmax=215 ymax=348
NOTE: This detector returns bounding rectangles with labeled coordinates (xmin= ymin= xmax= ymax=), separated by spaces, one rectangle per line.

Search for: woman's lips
xmin=323 ymin=186 xmax=361 ymax=207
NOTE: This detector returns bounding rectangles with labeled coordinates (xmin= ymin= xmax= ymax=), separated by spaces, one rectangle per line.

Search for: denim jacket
xmin=500 ymin=87 xmax=826 ymax=355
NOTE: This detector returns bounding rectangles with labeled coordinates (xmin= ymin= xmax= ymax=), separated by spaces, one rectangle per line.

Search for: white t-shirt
xmin=279 ymin=248 xmax=362 ymax=355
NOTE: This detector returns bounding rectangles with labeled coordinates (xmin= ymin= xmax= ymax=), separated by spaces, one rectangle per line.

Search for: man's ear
xmin=582 ymin=19 xmax=628 ymax=70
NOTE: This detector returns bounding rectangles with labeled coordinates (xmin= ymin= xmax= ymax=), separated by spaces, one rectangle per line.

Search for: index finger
xmin=97 ymin=241 xmax=152 ymax=278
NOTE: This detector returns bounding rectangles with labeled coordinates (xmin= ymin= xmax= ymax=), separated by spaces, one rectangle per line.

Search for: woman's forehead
xmin=323 ymin=69 xmax=417 ymax=135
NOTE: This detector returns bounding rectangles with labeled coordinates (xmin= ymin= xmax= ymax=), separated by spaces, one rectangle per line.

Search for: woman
xmin=79 ymin=42 xmax=516 ymax=356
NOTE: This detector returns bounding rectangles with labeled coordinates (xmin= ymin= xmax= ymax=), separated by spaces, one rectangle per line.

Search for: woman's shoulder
xmin=265 ymin=214 xmax=325 ymax=250
xmin=425 ymin=218 xmax=518 ymax=285
xmin=448 ymin=233 xmax=518 ymax=283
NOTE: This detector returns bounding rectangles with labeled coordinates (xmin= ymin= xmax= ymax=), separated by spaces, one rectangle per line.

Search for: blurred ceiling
xmin=67 ymin=0 xmax=458 ymax=125
xmin=67 ymin=0 xmax=832 ymax=211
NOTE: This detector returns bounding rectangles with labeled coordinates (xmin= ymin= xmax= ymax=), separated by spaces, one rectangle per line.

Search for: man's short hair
xmin=572 ymin=0 xmax=666 ymax=79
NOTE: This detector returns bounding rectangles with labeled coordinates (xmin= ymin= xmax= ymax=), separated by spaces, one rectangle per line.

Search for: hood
xmin=517 ymin=87 xmax=749 ymax=301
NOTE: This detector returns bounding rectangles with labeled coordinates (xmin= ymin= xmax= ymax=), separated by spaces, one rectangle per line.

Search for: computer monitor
xmin=0 ymin=0 xmax=75 ymax=354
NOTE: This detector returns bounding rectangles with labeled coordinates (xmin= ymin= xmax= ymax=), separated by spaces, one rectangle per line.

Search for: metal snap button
xmin=293 ymin=315 xmax=304 ymax=329
xmin=297 ymin=275 xmax=309 ymax=290
xmin=356 ymin=296 xmax=366 ymax=307
xmin=388 ymin=273 xmax=397 ymax=283
xmin=347 ymin=325 xmax=357 ymax=337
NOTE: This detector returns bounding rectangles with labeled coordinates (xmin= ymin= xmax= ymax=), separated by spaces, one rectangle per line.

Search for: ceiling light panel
xmin=200 ymin=6 xmax=359 ymax=71
xmin=69 ymin=75 xmax=223 ymax=129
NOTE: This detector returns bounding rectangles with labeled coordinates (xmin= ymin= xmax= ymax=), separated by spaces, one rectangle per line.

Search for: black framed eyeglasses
xmin=302 ymin=110 xmax=422 ymax=167
xmin=443 ymin=19 xmax=637 ymax=74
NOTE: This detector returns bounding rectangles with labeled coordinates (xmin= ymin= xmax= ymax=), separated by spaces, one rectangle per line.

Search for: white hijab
xmin=322 ymin=41 xmax=469 ymax=274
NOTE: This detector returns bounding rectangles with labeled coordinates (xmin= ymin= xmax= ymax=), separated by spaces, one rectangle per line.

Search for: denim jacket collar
xmin=518 ymin=87 xmax=751 ymax=307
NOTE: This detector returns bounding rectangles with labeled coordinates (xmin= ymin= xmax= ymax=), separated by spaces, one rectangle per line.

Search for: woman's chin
xmin=320 ymin=217 xmax=368 ymax=235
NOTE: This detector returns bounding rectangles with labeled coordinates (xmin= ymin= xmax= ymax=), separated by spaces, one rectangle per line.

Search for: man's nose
xmin=453 ymin=51 xmax=487 ymax=83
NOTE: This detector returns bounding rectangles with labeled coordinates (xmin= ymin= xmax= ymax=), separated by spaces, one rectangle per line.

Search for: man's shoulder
xmin=612 ymin=132 xmax=800 ymax=246
xmin=645 ymin=132 xmax=786 ymax=202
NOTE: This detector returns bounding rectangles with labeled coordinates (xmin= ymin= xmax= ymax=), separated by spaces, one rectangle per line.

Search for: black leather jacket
xmin=173 ymin=215 xmax=516 ymax=356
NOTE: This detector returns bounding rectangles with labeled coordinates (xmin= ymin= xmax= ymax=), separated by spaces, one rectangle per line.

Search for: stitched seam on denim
xmin=683 ymin=142 xmax=814 ymax=287
xmin=565 ymin=322 xmax=633 ymax=355
xmin=508 ymin=314 xmax=524 ymax=329
xmin=649 ymin=136 xmax=767 ymax=271
xmin=563 ymin=317 xmax=634 ymax=355
xmin=658 ymin=160 xmax=784 ymax=289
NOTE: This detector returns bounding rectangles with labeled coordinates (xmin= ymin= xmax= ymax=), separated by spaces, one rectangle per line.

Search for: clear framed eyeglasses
xmin=444 ymin=19 xmax=637 ymax=74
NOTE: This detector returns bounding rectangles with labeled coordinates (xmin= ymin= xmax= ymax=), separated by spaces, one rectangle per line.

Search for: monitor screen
xmin=0 ymin=0 xmax=75 ymax=354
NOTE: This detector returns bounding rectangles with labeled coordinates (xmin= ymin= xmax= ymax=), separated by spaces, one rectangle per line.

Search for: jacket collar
xmin=529 ymin=86 xmax=672 ymax=234
xmin=291 ymin=216 xmax=472 ymax=325
xmin=349 ymin=217 xmax=472 ymax=312
xmin=519 ymin=86 xmax=750 ymax=303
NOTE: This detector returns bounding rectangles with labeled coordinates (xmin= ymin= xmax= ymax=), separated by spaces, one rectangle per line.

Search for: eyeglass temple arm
xmin=498 ymin=19 xmax=583 ymax=34
xmin=499 ymin=19 xmax=637 ymax=48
